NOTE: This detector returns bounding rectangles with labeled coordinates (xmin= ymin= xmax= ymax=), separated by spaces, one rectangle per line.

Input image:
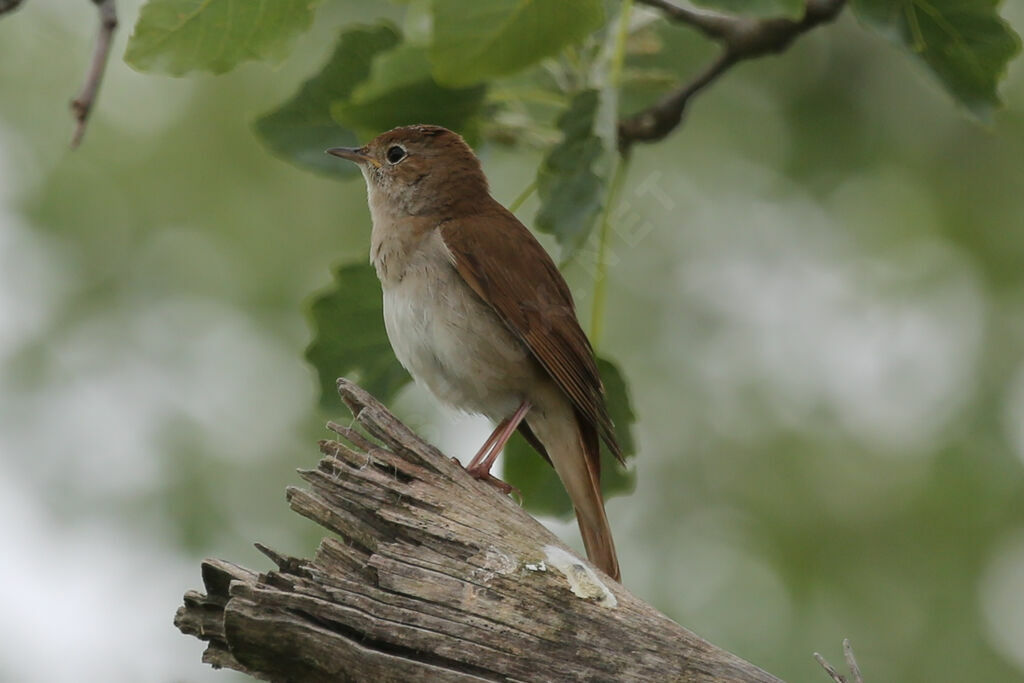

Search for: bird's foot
xmin=465 ymin=464 xmax=522 ymax=501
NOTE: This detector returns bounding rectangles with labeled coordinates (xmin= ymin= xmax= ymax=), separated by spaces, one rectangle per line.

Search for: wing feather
xmin=438 ymin=202 xmax=623 ymax=465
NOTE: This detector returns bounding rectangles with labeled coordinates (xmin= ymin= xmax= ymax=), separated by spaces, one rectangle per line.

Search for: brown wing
xmin=439 ymin=201 xmax=623 ymax=464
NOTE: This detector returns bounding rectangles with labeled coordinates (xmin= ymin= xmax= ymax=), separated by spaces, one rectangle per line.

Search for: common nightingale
xmin=327 ymin=125 xmax=622 ymax=581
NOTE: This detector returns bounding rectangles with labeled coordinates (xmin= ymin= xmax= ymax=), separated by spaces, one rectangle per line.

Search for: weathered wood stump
xmin=174 ymin=378 xmax=783 ymax=682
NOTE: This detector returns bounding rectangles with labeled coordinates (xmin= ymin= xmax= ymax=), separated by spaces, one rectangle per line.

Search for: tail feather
xmin=527 ymin=395 xmax=621 ymax=582
xmin=577 ymin=506 xmax=620 ymax=581
xmin=574 ymin=415 xmax=620 ymax=581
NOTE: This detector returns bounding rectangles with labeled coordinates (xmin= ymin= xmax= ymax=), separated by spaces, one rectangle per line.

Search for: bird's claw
xmin=465 ymin=465 xmax=522 ymax=500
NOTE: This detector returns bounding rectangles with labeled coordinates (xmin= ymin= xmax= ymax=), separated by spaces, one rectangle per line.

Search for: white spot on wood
xmin=542 ymin=545 xmax=617 ymax=607
xmin=525 ymin=561 xmax=547 ymax=572
xmin=469 ymin=546 xmax=517 ymax=583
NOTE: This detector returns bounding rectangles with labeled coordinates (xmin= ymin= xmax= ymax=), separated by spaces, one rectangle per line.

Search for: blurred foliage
xmin=2 ymin=0 xmax=1024 ymax=681
xmin=305 ymin=261 xmax=409 ymax=409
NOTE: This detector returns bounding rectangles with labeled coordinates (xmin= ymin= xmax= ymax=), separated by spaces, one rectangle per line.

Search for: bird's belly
xmin=382 ymin=265 xmax=537 ymax=420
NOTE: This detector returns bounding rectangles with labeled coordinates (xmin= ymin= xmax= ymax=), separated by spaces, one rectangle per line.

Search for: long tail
xmin=572 ymin=413 xmax=620 ymax=581
xmin=532 ymin=404 xmax=620 ymax=581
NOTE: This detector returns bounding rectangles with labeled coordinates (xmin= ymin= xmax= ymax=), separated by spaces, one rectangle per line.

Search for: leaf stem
xmin=589 ymin=1 xmax=633 ymax=347
xmin=609 ymin=0 xmax=633 ymax=89
xmin=508 ymin=179 xmax=538 ymax=213
xmin=590 ymin=152 xmax=630 ymax=347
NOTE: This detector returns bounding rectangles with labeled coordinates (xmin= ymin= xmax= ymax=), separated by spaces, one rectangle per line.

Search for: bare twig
xmin=843 ymin=638 xmax=864 ymax=682
xmin=814 ymin=639 xmax=865 ymax=683
xmin=620 ymin=0 xmax=846 ymax=149
xmin=814 ymin=653 xmax=848 ymax=683
xmin=70 ymin=0 xmax=117 ymax=148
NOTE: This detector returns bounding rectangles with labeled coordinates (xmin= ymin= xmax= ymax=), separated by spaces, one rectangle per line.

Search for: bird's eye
xmin=386 ymin=145 xmax=406 ymax=164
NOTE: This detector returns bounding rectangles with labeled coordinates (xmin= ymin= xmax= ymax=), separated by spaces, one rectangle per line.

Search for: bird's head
xmin=327 ymin=125 xmax=489 ymax=217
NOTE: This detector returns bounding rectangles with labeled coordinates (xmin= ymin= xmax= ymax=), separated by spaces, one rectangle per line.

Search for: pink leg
xmin=464 ymin=416 xmax=511 ymax=471
xmin=466 ymin=401 xmax=531 ymax=494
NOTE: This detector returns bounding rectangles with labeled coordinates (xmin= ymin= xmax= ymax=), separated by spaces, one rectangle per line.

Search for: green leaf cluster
xmin=256 ymin=22 xmax=488 ymax=171
xmin=124 ymin=0 xmax=1022 ymax=233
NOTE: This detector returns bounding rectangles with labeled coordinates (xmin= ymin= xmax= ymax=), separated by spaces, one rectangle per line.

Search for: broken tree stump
xmin=174 ymin=378 xmax=783 ymax=682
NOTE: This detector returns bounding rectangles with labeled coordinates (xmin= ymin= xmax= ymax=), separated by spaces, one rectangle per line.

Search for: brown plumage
xmin=328 ymin=125 xmax=622 ymax=581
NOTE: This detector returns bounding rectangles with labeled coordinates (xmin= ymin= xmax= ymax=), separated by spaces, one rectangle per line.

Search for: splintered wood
xmin=174 ymin=378 xmax=781 ymax=682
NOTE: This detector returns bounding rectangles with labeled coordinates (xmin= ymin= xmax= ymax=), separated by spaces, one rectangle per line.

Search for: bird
xmin=327 ymin=124 xmax=623 ymax=581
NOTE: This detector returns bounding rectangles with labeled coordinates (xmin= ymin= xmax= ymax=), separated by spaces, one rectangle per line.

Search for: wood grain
xmin=174 ymin=378 xmax=783 ymax=682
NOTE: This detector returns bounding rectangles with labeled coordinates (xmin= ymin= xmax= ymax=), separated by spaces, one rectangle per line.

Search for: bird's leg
xmin=463 ymin=416 xmax=511 ymax=471
xmin=465 ymin=400 xmax=531 ymax=495
xmin=470 ymin=401 xmax=531 ymax=476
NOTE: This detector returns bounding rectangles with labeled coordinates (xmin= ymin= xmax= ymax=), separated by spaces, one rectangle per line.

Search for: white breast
xmin=380 ymin=231 xmax=536 ymax=421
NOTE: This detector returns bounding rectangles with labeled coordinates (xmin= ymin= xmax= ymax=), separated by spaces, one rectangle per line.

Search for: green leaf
xmin=690 ymin=0 xmax=804 ymax=17
xmin=255 ymin=25 xmax=400 ymax=177
xmin=429 ymin=0 xmax=606 ymax=87
xmin=331 ymin=43 xmax=487 ymax=139
xmin=535 ymin=89 xmax=606 ymax=258
xmin=305 ymin=261 xmax=409 ymax=410
xmin=852 ymin=0 xmax=1021 ymax=117
xmin=504 ymin=356 xmax=638 ymax=517
xmin=596 ymin=357 xmax=637 ymax=457
xmin=125 ymin=0 xmax=322 ymax=76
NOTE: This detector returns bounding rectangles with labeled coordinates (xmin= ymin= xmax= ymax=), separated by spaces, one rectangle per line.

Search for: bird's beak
xmin=326 ymin=146 xmax=379 ymax=168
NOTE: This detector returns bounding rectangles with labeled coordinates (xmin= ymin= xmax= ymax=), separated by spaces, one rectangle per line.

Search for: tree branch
xmin=619 ymin=0 xmax=846 ymax=149
xmin=70 ymin=0 xmax=117 ymax=148
xmin=175 ymin=378 xmax=786 ymax=681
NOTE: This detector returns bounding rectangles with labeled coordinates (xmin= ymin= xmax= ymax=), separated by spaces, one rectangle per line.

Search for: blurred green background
xmin=1 ymin=1 xmax=1023 ymax=681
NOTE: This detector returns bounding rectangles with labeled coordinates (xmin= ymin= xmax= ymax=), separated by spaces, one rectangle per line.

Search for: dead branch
xmin=70 ymin=0 xmax=117 ymax=148
xmin=815 ymin=639 xmax=865 ymax=683
xmin=174 ymin=378 xmax=784 ymax=682
xmin=620 ymin=0 xmax=846 ymax=149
